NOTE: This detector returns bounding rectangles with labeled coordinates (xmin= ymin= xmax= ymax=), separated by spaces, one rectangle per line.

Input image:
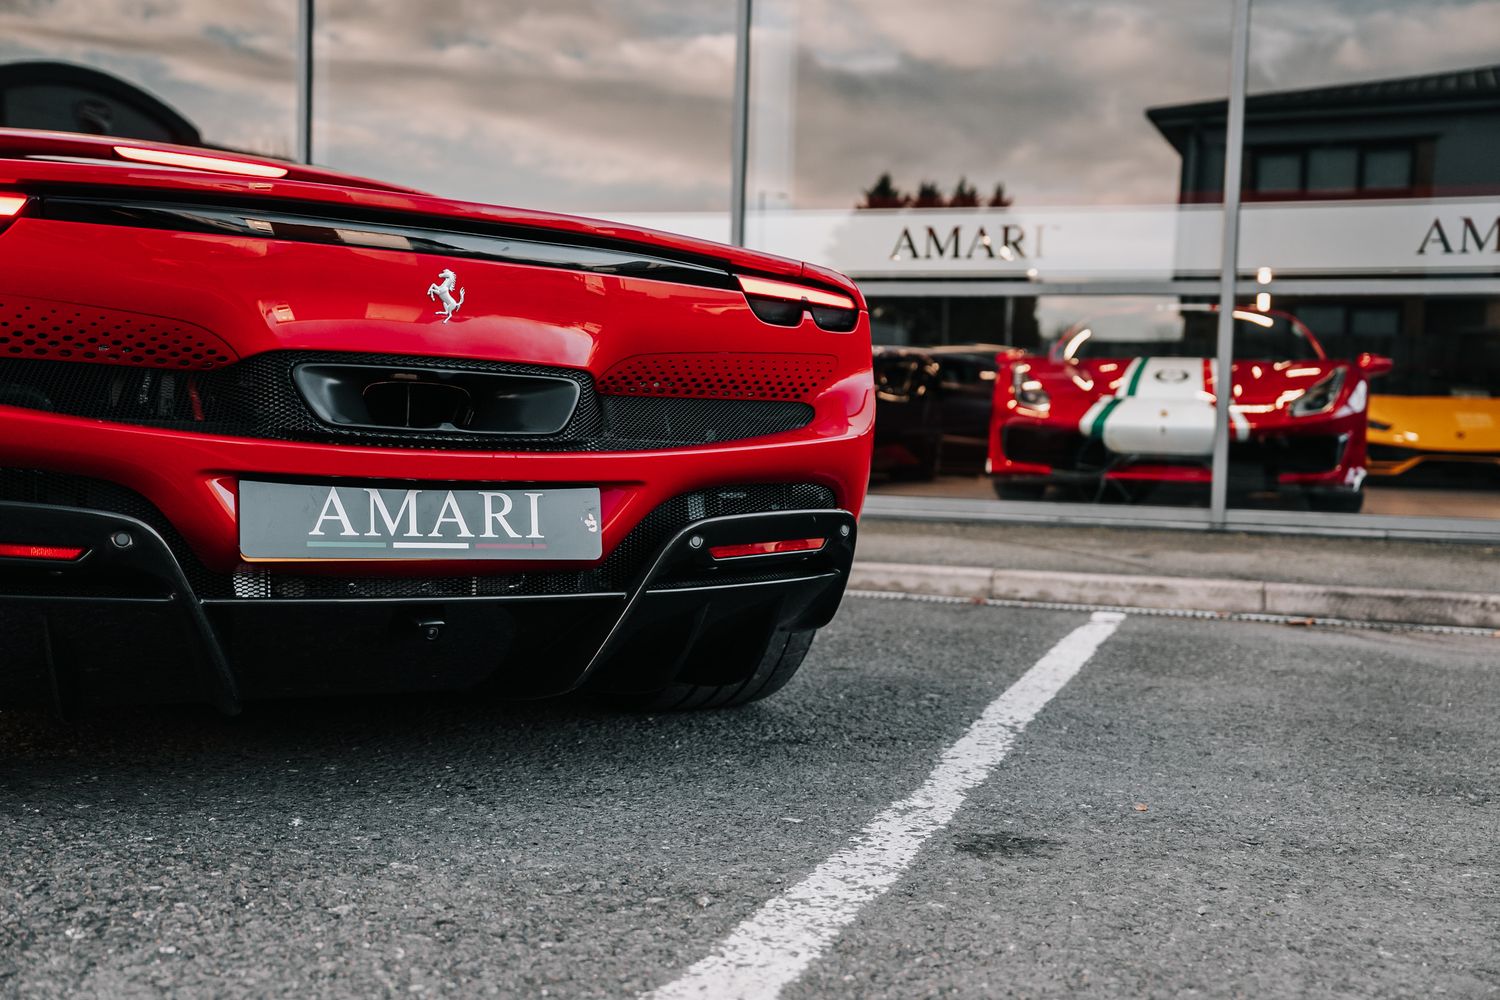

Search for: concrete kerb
xmin=849 ymin=561 xmax=1500 ymax=630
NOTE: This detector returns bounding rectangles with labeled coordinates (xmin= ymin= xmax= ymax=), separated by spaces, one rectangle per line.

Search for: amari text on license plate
xmin=238 ymin=481 xmax=602 ymax=561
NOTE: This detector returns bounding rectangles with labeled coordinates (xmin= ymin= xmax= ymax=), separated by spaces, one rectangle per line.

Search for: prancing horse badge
xmin=426 ymin=269 xmax=465 ymax=323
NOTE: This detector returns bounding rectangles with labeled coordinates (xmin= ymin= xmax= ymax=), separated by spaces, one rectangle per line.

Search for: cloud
xmin=0 ymin=0 xmax=737 ymax=207
xmin=0 ymin=0 xmax=298 ymax=155
xmin=1248 ymin=0 xmax=1500 ymax=91
xmin=306 ymin=0 xmax=736 ymax=209
xmin=765 ymin=0 xmax=1234 ymax=208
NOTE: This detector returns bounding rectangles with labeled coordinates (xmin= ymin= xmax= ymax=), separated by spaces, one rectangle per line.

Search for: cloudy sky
xmin=1 ymin=0 xmax=1497 ymax=213
xmin=0 ymin=0 xmax=299 ymax=156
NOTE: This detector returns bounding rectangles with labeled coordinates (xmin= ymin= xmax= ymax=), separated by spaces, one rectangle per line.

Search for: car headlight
xmin=1012 ymin=365 xmax=1050 ymax=412
xmin=1291 ymin=368 xmax=1345 ymax=417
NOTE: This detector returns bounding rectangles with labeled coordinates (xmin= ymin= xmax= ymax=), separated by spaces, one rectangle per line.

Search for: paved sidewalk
xmin=852 ymin=518 xmax=1500 ymax=628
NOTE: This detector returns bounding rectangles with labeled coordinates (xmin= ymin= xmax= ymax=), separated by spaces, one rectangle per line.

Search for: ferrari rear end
xmin=0 ymin=130 xmax=873 ymax=713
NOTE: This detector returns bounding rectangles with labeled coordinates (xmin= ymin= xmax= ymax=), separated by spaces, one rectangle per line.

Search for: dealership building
xmin=1 ymin=0 xmax=1496 ymax=539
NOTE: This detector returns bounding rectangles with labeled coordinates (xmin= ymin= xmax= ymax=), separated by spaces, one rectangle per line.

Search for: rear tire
xmin=605 ymin=628 xmax=816 ymax=711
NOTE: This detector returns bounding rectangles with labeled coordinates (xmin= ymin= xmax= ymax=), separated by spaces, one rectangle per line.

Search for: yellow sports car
xmin=1367 ymin=395 xmax=1500 ymax=476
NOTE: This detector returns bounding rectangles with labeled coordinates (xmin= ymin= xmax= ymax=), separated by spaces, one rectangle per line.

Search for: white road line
xmin=643 ymin=610 xmax=1126 ymax=1000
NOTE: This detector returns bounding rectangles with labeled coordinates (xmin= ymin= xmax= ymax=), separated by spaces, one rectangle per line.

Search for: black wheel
xmin=993 ymin=479 xmax=1047 ymax=501
xmin=603 ymin=627 xmax=817 ymax=711
xmin=1307 ymin=489 xmax=1364 ymax=513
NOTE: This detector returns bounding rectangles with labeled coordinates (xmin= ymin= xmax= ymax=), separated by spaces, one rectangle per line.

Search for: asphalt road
xmin=2 ymin=597 xmax=1496 ymax=998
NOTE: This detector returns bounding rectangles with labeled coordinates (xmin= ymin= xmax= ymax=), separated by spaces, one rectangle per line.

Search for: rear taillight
xmin=709 ymin=537 xmax=826 ymax=560
xmin=737 ymin=275 xmax=859 ymax=333
xmin=0 ymin=192 xmax=28 ymax=234
xmin=0 ymin=542 xmax=87 ymax=561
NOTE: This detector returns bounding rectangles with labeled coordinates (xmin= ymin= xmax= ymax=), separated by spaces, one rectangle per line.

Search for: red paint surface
xmin=0 ymin=129 xmax=874 ymax=575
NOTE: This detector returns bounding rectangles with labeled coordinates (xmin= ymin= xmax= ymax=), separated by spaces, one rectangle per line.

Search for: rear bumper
xmin=0 ymin=378 xmax=872 ymax=575
xmin=0 ymin=499 xmax=856 ymax=712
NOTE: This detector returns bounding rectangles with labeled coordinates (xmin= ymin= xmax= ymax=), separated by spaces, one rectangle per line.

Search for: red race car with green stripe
xmin=986 ymin=304 xmax=1391 ymax=511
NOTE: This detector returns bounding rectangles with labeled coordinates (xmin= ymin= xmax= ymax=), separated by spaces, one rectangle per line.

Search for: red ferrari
xmin=0 ymin=129 xmax=872 ymax=712
xmin=988 ymin=304 xmax=1390 ymax=511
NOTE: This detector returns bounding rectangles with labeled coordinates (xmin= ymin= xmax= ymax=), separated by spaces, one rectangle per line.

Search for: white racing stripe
xmin=643 ymin=611 xmax=1126 ymax=1000
xmin=1098 ymin=358 xmax=1214 ymax=456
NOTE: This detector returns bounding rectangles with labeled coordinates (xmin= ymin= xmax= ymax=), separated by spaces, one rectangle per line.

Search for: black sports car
xmin=872 ymin=345 xmax=1013 ymax=479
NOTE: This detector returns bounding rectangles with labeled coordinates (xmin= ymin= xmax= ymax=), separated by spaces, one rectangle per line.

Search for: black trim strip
xmin=37 ymin=195 xmax=739 ymax=291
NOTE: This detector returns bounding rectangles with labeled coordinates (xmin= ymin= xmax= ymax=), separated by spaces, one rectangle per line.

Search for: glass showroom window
xmin=0 ymin=1 xmax=298 ymax=157
xmin=743 ymin=0 xmax=1236 ymax=506
xmin=313 ymin=1 xmax=735 ymax=234
xmin=1223 ymin=0 xmax=1500 ymax=520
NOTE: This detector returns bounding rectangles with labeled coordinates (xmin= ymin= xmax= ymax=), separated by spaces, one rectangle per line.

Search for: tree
xmin=949 ymin=177 xmax=980 ymax=207
xmin=859 ymin=172 xmax=910 ymax=209
xmin=912 ymin=180 xmax=946 ymax=208
xmin=857 ymin=175 xmax=1016 ymax=209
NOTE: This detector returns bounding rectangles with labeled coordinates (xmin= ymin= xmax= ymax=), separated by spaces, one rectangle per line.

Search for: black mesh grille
xmin=598 ymin=396 xmax=811 ymax=448
xmin=0 ymin=470 xmax=837 ymax=600
xmin=0 ymin=351 xmax=814 ymax=450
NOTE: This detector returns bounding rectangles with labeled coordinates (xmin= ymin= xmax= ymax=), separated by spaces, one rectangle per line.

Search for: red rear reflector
xmin=736 ymin=275 xmax=855 ymax=310
xmin=113 ymin=145 xmax=289 ymax=179
xmin=0 ymin=543 xmax=86 ymax=561
xmin=0 ymin=193 xmax=26 ymax=216
xmin=709 ymin=537 xmax=825 ymax=560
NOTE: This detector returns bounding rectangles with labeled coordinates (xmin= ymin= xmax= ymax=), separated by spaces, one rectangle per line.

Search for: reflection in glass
xmin=313 ymin=1 xmax=734 ymax=214
xmin=1361 ymin=147 xmax=1413 ymax=190
xmin=1307 ymin=147 xmax=1357 ymax=192
xmin=1059 ymin=307 xmax=1319 ymax=362
xmin=1253 ymin=152 xmax=1301 ymax=193
xmin=744 ymin=0 xmax=1232 ymax=286
xmin=1248 ymin=0 xmax=1500 ymax=93
xmin=1235 ymin=0 xmax=1500 ymax=519
xmin=748 ymin=0 xmax=1232 ymax=210
xmin=986 ymin=299 xmax=1381 ymax=511
xmin=0 ymin=1 xmax=297 ymax=156
xmin=872 ymin=345 xmax=1001 ymax=480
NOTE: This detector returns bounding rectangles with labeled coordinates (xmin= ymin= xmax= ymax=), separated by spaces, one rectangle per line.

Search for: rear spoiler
xmin=0 ymin=128 xmax=419 ymax=193
xmin=0 ymin=128 xmax=865 ymax=313
xmin=1 ymin=189 xmax=862 ymax=333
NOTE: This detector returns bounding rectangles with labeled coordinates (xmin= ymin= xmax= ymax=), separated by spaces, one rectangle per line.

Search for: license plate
xmin=238 ymin=481 xmax=602 ymax=561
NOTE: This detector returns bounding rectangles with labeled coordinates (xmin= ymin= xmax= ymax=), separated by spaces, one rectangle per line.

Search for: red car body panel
xmin=0 ymin=132 xmax=871 ymax=574
xmin=0 ymin=130 xmax=862 ymax=305
xmin=0 ymin=130 xmax=872 ymax=708
xmin=988 ymin=309 xmax=1373 ymax=498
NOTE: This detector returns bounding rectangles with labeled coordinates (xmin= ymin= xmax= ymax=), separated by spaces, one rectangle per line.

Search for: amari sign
xmin=619 ymin=198 xmax=1500 ymax=280
xmin=887 ymin=223 xmax=1048 ymax=263
xmin=1416 ymin=216 xmax=1500 ymax=256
